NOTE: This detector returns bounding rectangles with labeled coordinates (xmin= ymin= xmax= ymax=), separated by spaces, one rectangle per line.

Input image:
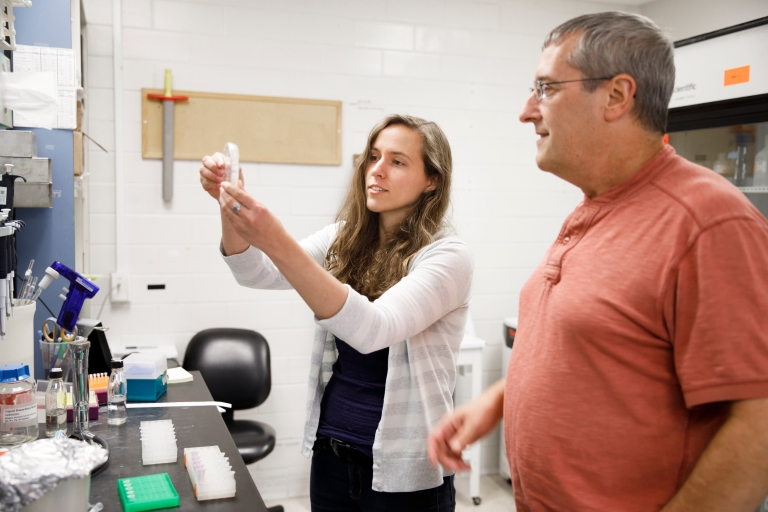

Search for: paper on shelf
xmin=40 ymin=47 xmax=57 ymax=74
xmin=9 ymin=45 xmax=77 ymax=129
xmin=55 ymin=49 xmax=75 ymax=86
xmin=2 ymin=71 xmax=58 ymax=129
xmin=12 ymin=44 xmax=40 ymax=72
xmin=57 ymin=87 xmax=77 ymax=129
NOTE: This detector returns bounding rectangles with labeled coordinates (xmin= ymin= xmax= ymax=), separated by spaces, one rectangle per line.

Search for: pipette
xmin=19 ymin=276 xmax=36 ymax=303
xmin=29 ymin=265 xmax=59 ymax=303
xmin=223 ymin=143 xmax=240 ymax=185
xmin=36 ymin=262 xmax=100 ymax=332
xmin=0 ymin=214 xmax=24 ymax=337
xmin=19 ymin=259 xmax=33 ymax=300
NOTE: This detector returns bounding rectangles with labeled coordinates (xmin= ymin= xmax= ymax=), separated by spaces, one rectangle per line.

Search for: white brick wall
xmin=83 ymin=0 xmax=636 ymax=500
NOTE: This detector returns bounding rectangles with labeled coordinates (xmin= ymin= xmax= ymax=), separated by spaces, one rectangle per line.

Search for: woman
xmin=199 ymin=114 xmax=473 ymax=511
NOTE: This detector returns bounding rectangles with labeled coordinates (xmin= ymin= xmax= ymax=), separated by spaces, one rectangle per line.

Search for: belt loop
xmin=330 ymin=438 xmax=343 ymax=459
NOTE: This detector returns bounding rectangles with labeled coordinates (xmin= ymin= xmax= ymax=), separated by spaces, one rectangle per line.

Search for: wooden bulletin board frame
xmin=142 ymin=89 xmax=342 ymax=165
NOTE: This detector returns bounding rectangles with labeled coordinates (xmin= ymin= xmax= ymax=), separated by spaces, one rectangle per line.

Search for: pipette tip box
xmin=140 ymin=419 xmax=178 ymax=465
xmin=124 ymin=352 xmax=168 ymax=402
xmin=127 ymin=373 xmax=168 ymax=402
xmin=117 ymin=473 xmax=180 ymax=512
xmin=184 ymin=446 xmax=236 ymax=501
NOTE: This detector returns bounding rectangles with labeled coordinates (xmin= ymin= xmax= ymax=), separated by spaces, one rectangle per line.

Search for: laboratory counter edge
xmin=37 ymin=371 xmax=269 ymax=512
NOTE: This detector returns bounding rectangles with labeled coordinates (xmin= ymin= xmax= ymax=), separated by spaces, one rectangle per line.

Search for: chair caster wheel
xmin=473 ymin=497 xmax=481 ymax=505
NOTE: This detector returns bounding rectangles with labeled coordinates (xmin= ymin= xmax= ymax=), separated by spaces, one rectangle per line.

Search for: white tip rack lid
xmin=123 ymin=351 xmax=167 ymax=380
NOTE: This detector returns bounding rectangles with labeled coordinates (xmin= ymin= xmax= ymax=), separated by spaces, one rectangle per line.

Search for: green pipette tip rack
xmin=117 ymin=473 xmax=180 ymax=512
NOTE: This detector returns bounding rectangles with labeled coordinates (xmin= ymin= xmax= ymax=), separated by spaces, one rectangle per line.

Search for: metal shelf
xmin=737 ymin=186 xmax=768 ymax=193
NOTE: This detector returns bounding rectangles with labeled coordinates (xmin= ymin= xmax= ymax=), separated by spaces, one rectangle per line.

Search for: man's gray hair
xmin=543 ymin=12 xmax=675 ymax=134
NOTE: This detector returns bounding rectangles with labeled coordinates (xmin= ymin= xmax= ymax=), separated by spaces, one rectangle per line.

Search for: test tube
xmin=20 ymin=259 xmax=34 ymax=297
xmin=223 ymin=143 xmax=240 ymax=185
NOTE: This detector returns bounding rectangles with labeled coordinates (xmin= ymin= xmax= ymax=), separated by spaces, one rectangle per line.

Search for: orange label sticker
xmin=724 ymin=65 xmax=750 ymax=86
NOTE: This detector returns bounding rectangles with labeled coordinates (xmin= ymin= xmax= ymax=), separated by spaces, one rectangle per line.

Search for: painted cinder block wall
xmin=82 ymin=0 xmax=645 ymax=500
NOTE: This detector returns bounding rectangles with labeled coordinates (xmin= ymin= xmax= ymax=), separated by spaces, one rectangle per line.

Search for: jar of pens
xmin=15 ymin=260 xmax=99 ymax=382
xmin=38 ymin=325 xmax=74 ymax=382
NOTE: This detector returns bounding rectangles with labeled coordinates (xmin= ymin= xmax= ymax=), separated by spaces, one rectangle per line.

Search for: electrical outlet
xmin=111 ymin=272 xmax=131 ymax=303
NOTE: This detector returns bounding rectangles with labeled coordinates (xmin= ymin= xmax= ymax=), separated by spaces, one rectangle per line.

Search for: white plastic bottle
xmin=734 ymin=133 xmax=749 ymax=186
xmin=45 ymin=367 xmax=67 ymax=437
xmin=108 ymin=359 xmax=127 ymax=426
xmin=713 ymin=152 xmax=730 ymax=175
xmin=223 ymin=142 xmax=240 ymax=184
xmin=754 ymin=135 xmax=768 ymax=187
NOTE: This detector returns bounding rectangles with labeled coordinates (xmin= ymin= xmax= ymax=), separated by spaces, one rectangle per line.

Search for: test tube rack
xmin=183 ymin=446 xmax=236 ymax=501
xmin=140 ymin=419 xmax=177 ymax=465
xmin=88 ymin=373 xmax=109 ymax=404
xmin=117 ymin=473 xmax=180 ymax=512
xmin=88 ymin=372 xmax=108 ymax=391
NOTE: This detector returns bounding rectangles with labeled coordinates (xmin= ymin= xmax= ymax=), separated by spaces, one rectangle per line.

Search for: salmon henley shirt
xmin=504 ymin=146 xmax=768 ymax=511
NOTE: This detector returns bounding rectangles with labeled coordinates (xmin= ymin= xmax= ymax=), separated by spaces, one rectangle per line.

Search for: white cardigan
xmin=222 ymin=223 xmax=474 ymax=492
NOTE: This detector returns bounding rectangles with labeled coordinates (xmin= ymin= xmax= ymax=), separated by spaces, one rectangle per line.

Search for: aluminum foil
xmin=0 ymin=437 xmax=107 ymax=512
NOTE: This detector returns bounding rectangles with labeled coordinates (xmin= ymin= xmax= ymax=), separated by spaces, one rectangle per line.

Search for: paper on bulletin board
xmin=10 ymin=44 xmax=76 ymax=129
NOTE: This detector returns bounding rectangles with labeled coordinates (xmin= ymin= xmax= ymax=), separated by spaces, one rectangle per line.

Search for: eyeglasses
xmin=529 ymin=77 xmax=613 ymax=101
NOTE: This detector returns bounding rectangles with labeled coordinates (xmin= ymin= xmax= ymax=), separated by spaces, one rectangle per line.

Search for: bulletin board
xmin=141 ymin=89 xmax=342 ymax=165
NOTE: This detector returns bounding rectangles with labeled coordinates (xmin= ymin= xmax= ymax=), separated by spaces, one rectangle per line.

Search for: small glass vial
xmin=45 ymin=367 xmax=67 ymax=437
xmin=0 ymin=364 xmax=39 ymax=447
xmin=108 ymin=359 xmax=127 ymax=426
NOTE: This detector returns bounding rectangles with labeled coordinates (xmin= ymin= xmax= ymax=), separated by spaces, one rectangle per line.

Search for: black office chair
xmin=184 ymin=328 xmax=283 ymax=512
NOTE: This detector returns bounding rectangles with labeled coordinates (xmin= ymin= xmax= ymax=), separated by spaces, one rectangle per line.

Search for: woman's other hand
xmin=200 ymin=152 xmax=243 ymax=200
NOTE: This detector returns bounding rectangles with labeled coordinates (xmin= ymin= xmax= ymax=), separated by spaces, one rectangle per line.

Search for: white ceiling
xmin=608 ymin=0 xmax=657 ymax=5
xmin=559 ymin=0 xmax=657 ymax=5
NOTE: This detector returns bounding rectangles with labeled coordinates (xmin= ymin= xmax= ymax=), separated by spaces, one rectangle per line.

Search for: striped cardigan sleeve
xmin=316 ymin=236 xmax=473 ymax=354
xmin=222 ymin=223 xmax=338 ymax=289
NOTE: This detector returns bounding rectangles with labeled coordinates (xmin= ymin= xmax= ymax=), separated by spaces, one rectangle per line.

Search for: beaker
xmin=68 ymin=337 xmax=91 ymax=435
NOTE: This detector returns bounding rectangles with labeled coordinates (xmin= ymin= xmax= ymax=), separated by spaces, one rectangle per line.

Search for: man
xmin=428 ymin=11 xmax=768 ymax=512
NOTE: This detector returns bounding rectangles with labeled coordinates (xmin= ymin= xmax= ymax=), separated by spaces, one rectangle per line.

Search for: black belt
xmin=315 ymin=437 xmax=372 ymax=465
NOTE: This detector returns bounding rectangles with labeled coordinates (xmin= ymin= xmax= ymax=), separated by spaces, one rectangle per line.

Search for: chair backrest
xmin=183 ymin=328 xmax=271 ymax=412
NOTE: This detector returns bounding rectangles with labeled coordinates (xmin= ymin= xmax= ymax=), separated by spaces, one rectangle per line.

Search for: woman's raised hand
xmin=200 ymin=152 xmax=243 ymax=200
xmin=219 ymin=181 xmax=285 ymax=255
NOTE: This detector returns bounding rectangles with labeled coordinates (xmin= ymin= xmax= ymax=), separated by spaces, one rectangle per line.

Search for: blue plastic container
xmin=126 ymin=372 xmax=167 ymax=402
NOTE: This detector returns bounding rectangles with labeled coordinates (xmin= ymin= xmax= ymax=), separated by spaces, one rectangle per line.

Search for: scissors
xmin=42 ymin=317 xmax=77 ymax=342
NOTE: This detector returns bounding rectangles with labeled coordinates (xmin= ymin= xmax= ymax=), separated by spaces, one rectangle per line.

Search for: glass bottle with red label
xmin=0 ymin=364 xmax=39 ymax=447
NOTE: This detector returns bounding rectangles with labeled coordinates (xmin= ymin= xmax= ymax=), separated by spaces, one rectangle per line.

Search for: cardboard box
xmin=73 ymin=130 xmax=83 ymax=176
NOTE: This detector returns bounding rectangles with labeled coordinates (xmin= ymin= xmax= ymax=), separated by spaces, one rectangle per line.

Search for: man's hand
xmin=428 ymin=378 xmax=506 ymax=471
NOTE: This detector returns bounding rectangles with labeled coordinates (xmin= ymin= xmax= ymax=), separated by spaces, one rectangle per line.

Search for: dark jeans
xmin=309 ymin=441 xmax=456 ymax=512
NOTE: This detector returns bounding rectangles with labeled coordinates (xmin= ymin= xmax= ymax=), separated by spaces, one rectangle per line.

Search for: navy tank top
xmin=316 ymin=336 xmax=389 ymax=458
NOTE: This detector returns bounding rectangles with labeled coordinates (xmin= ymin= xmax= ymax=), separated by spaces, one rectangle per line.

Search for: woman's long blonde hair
xmin=325 ymin=114 xmax=453 ymax=300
